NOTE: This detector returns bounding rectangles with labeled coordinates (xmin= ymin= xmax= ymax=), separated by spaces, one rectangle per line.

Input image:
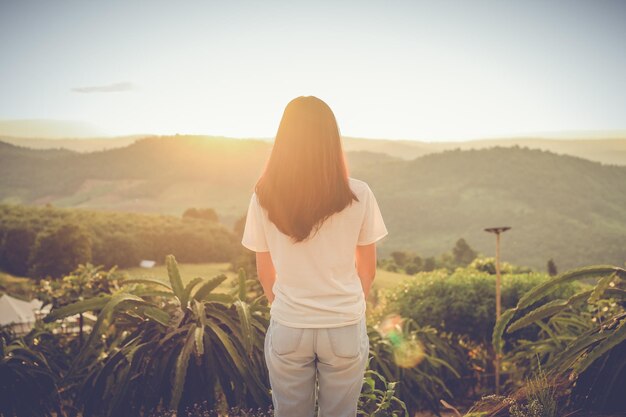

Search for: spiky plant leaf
xmin=194 ymin=325 xmax=204 ymax=358
xmin=604 ymin=288 xmax=626 ymax=299
xmin=507 ymin=290 xmax=594 ymax=334
xmin=588 ymin=272 xmax=618 ymax=304
xmin=43 ymin=295 xmax=111 ymax=322
xmin=238 ymin=268 xmax=247 ymax=301
xmin=166 ymin=255 xmax=186 ymax=306
xmin=202 ymin=293 xmax=234 ymax=305
xmin=183 ymin=277 xmax=205 ymax=304
xmin=122 ymin=277 xmax=173 ymax=291
xmin=203 ymin=318 xmax=258 ymax=389
xmin=142 ymin=306 xmax=171 ymax=326
xmin=169 ymin=323 xmax=197 ymax=410
xmin=574 ymin=316 xmax=626 ymax=373
xmin=552 ymin=332 xmax=608 ymax=373
xmin=234 ymin=299 xmax=253 ymax=356
xmin=68 ymin=293 xmax=146 ymax=374
xmin=192 ymin=274 xmax=228 ymax=301
xmin=517 ymin=265 xmax=624 ymax=309
xmin=130 ymin=288 xmax=175 ymax=299
xmin=492 ymin=308 xmax=516 ymax=354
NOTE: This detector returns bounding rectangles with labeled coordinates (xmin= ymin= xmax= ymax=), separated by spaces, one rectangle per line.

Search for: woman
xmin=241 ymin=96 xmax=388 ymax=417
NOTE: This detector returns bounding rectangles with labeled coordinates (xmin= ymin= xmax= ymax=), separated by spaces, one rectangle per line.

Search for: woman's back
xmin=242 ymin=96 xmax=386 ymax=417
xmin=242 ymin=177 xmax=387 ymax=328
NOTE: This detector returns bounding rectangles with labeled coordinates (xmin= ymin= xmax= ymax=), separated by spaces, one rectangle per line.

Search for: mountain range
xmin=1 ymin=135 xmax=625 ymax=271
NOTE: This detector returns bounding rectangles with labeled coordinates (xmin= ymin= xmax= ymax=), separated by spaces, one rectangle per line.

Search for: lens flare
xmin=375 ymin=314 xmax=425 ymax=368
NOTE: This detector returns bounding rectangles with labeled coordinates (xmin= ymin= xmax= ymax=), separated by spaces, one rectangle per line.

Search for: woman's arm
xmin=355 ymin=243 xmax=377 ymax=299
xmin=255 ymin=251 xmax=276 ymax=303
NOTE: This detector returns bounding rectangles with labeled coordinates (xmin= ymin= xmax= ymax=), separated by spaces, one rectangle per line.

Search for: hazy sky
xmin=1 ymin=0 xmax=625 ymax=140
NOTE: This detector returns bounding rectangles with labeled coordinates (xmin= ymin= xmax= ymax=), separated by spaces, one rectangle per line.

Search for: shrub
xmin=386 ymin=268 xmax=580 ymax=345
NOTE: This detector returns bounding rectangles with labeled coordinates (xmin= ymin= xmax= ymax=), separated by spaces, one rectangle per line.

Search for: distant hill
xmin=4 ymin=131 xmax=626 ymax=166
xmin=1 ymin=136 xmax=625 ymax=271
xmin=343 ymin=135 xmax=626 ymax=166
xmin=0 ymin=119 xmax=108 ymax=138
xmin=349 ymin=146 xmax=626 ymax=271
xmin=0 ymin=135 xmax=147 ymax=153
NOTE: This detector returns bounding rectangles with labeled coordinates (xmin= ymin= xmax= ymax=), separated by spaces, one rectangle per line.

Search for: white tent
xmin=0 ymin=294 xmax=50 ymax=334
xmin=140 ymin=259 xmax=156 ymax=268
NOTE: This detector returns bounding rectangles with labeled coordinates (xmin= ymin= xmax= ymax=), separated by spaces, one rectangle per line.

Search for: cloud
xmin=71 ymin=81 xmax=135 ymax=93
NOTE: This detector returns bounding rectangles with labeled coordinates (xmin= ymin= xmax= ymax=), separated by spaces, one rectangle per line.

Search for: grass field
xmin=0 ymin=272 xmax=33 ymax=299
xmin=372 ymin=268 xmax=412 ymax=291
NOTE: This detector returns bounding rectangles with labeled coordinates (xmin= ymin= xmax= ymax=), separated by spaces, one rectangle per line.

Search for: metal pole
xmin=484 ymin=226 xmax=510 ymax=396
xmin=495 ymin=231 xmax=501 ymax=395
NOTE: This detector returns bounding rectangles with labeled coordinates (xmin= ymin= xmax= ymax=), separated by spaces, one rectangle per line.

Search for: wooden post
xmin=484 ymin=226 xmax=510 ymax=395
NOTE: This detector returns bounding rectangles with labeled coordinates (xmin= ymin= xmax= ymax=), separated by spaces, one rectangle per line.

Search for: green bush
xmin=386 ymin=267 xmax=580 ymax=344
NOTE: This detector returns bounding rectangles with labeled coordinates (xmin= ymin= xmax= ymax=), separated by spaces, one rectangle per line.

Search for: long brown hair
xmin=255 ymin=96 xmax=358 ymax=242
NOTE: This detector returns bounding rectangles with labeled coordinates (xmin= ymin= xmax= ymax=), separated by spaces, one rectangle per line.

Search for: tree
xmin=28 ymin=223 xmax=93 ymax=279
xmin=233 ymin=214 xmax=247 ymax=239
xmin=547 ymin=258 xmax=558 ymax=276
xmin=391 ymin=251 xmax=409 ymax=267
xmin=423 ymin=257 xmax=437 ymax=272
xmin=411 ymin=255 xmax=423 ymax=271
xmin=452 ymin=238 xmax=478 ymax=266
xmin=0 ymin=226 xmax=36 ymax=276
xmin=91 ymin=232 xmax=140 ymax=269
xmin=182 ymin=207 xmax=219 ymax=222
xmin=404 ymin=263 xmax=420 ymax=275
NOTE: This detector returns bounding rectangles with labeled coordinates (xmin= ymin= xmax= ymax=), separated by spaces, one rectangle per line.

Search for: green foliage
xmin=358 ymin=366 xmax=409 ymax=417
xmin=352 ymin=145 xmax=626 ymax=270
xmin=381 ymin=239 xmax=479 ymax=275
xmin=453 ymin=238 xmax=478 ymax=267
xmin=35 ymin=263 xmax=123 ymax=310
xmin=34 ymin=263 xmax=124 ymax=349
xmin=469 ymin=257 xmax=531 ymax=275
xmin=0 ymin=226 xmax=36 ymax=276
xmin=91 ymin=231 xmax=140 ymax=269
xmin=367 ymin=317 xmax=469 ymax=415
xmin=0 ymin=330 xmax=63 ymax=417
xmin=28 ymin=222 xmax=93 ymax=279
xmin=43 ymin=255 xmax=270 ymax=417
xmin=0 ymin=203 xmax=239 ymax=277
xmin=493 ymin=265 xmax=626 ymax=413
xmin=387 ymin=268 xmax=578 ymax=344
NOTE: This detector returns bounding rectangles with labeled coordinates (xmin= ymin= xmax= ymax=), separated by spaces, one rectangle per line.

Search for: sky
xmin=1 ymin=0 xmax=625 ymax=141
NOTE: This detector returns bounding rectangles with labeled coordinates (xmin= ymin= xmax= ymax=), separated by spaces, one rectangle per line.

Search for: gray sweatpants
xmin=264 ymin=316 xmax=369 ymax=417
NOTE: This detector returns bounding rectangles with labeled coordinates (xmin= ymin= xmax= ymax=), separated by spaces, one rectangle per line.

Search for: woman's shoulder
xmin=348 ymin=177 xmax=372 ymax=195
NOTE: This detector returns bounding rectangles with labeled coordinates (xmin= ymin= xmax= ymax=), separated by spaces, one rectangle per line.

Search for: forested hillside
xmin=2 ymin=136 xmax=625 ymax=270
xmin=350 ymin=147 xmax=626 ymax=270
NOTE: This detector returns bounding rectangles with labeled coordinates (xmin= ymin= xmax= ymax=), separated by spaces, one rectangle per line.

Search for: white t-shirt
xmin=241 ymin=177 xmax=388 ymax=328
